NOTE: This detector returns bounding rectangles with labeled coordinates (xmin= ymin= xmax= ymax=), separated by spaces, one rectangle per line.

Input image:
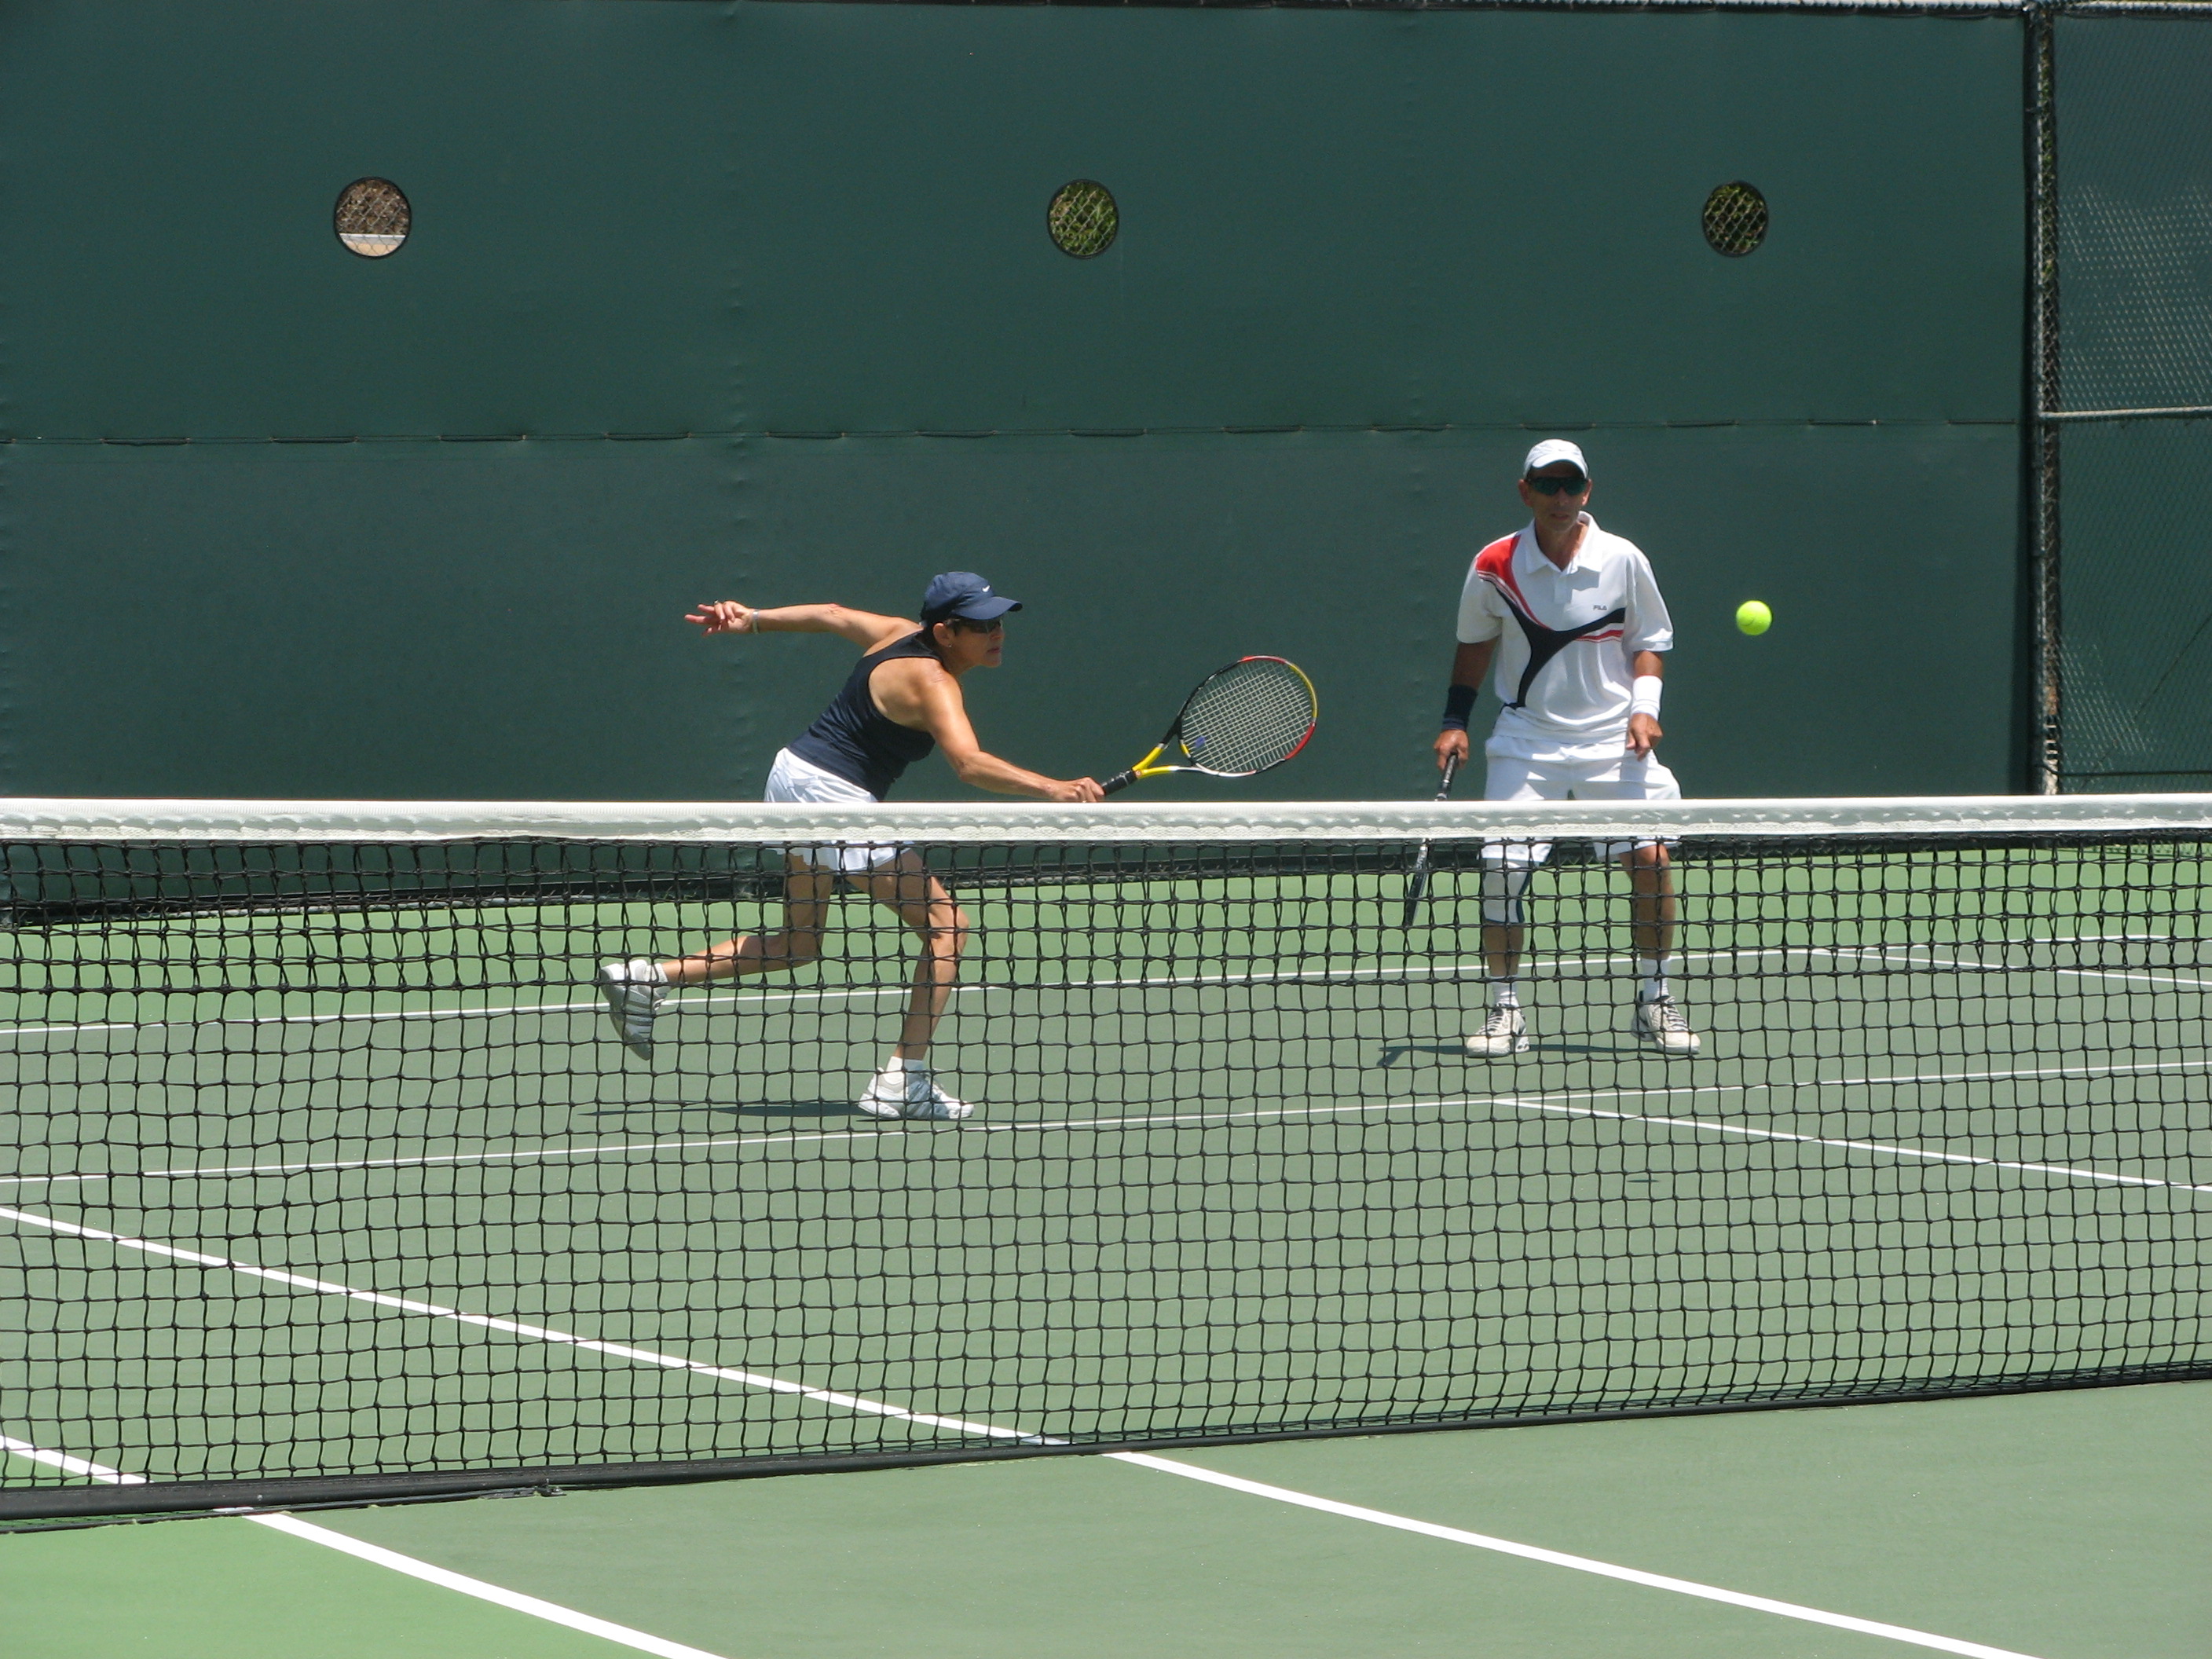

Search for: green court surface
xmin=5 ymin=1380 xmax=2208 ymax=1658
xmin=2 ymin=837 xmax=2209 ymax=1496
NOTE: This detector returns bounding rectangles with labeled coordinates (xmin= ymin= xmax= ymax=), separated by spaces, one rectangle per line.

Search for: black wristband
xmin=1441 ymin=683 xmax=1477 ymax=731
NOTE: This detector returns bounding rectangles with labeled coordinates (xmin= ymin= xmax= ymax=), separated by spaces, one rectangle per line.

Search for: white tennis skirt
xmin=765 ymin=748 xmax=908 ymax=874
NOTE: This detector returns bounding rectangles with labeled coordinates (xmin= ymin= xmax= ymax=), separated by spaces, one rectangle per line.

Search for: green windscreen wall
xmin=2055 ymin=15 xmax=2212 ymax=793
xmin=0 ymin=1 xmax=2025 ymax=801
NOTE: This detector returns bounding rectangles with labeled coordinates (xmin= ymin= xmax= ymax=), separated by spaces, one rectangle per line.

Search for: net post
xmin=2027 ymin=0 xmax=2063 ymax=795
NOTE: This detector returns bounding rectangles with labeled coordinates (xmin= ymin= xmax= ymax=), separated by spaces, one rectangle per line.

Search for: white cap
xmin=1522 ymin=438 xmax=1589 ymax=478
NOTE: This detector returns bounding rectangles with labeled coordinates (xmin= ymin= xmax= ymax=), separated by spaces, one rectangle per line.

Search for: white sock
xmin=1639 ymin=958 xmax=1672 ymax=1002
xmin=879 ymin=1056 xmax=925 ymax=1075
xmin=1489 ymin=978 xmax=1521 ymax=1010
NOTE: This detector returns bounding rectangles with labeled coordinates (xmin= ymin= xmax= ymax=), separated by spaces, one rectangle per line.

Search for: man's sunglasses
xmin=1526 ymin=473 xmax=1588 ymax=496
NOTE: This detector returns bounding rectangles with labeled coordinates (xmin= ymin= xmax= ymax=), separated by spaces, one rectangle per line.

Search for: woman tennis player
xmin=597 ymin=572 xmax=1101 ymax=1119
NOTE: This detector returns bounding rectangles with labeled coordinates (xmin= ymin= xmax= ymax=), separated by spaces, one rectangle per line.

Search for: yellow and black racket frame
xmin=1101 ymin=656 xmax=1318 ymax=795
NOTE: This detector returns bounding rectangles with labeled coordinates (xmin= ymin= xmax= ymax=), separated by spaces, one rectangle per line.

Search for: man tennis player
xmin=1434 ymin=440 xmax=1700 ymax=1058
xmin=597 ymin=572 xmax=1102 ymax=1119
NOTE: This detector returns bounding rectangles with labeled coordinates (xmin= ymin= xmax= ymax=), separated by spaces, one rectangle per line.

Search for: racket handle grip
xmin=1400 ymin=875 xmax=1430 ymax=931
xmin=1101 ymin=769 xmax=1139 ymax=797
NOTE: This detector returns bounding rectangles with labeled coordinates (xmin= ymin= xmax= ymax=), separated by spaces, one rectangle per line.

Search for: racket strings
xmin=1180 ymin=659 xmax=1315 ymax=773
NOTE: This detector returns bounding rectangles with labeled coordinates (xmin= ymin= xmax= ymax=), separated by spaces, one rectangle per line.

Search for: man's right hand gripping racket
xmin=1102 ymin=657 xmax=1318 ymax=794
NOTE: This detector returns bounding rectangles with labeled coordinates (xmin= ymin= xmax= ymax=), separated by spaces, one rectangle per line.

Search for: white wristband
xmin=1629 ymin=675 xmax=1663 ymax=720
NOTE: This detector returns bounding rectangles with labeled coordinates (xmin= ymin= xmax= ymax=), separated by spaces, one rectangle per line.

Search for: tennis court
xmin=3 ymin=798 xmax=2207 ymax=1654
xmin=2 ymin=797 xmax=2205 ymax=1524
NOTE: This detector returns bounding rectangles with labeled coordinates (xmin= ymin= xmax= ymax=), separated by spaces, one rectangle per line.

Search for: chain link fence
xmin=2047 ymin=5 xmax=2212 ymax=791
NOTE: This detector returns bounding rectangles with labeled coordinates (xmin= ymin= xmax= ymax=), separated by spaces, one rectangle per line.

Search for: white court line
xmin=0 ymin=958 xmax=1493 ymax=1041
xmin=2029 ymin=932 xmax=2174 ymax=943
xmin=0 ymin=1206 xmax=1047 ymax=1448
xmin=1493 ymin=1091 xmax=2212 ymax=1193
xmin=1107 ymin=1454 xmax=2046 ymax=1659
xmin=0 ymin=1298 xmax=2049 ymax=1657
xmin=0 ymin=1436 xmax=734 ymax=1659
xmin=5 ymin=1053 xmax=2208 ymax=1196
xmin=0 ymin=1426 xmax=2051 ymax=1659
xmin=1816 ymin=943 xmax=2212 ymax=992
xmin=0 ymin=1434 xmax=147 ymax=1486
xmin=3 ymin=932 xmax=2203 ymax=1041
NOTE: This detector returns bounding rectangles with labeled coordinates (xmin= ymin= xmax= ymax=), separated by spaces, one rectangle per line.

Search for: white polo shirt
xmin=1455 ymin=515 xmax=1675 ymax=764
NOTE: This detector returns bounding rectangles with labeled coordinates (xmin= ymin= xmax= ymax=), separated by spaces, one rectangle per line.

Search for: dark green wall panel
xmin=2057 ymin=419 xmax=2212 ymax=789
xmin=738 ymin=6 xmax=2023 ymax=434
xmin=2053 ymin=17 xmax=2212 ymax=789
xmin=0 ymin=0 xmax=738 ymax=439
xmin=734 ymin=424 xmax=2019 ymax=803
xmin=0 ymin=2 xmax=2020 ymax=441
xmin=0 ymin=439 xmax=745 ymax=797
xmin=2056 ymin=16 xmax=2212 ymax=415
xmin=0 ymin=423 xmax=2013 ymax=801
xmin=0 ymin=2 xmax=2028 ymax=801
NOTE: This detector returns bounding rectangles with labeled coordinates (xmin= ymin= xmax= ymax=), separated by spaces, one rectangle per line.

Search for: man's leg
xmin=1619 ymin=841 xmax=1677 ymax=992
xmin=1469 ymin=755 xmax=1558 ymax=1057
xmin=1617 ymin=840 xmax=1698 ymax=1055
xmin=1466 ymin=856 xmax=1537 ymax=1057
xmin=1572 ymin=751 xmax=1699 ymax=1056
xmin=597 ymin=860 xmax=836 ymax=1057
xmin=1482 ymin=906 xmax=1525 ymax=985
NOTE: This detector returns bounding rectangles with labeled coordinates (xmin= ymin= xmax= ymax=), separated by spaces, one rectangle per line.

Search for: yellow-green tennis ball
xmin=1735 ymin=600 xmax=1773 ymax=636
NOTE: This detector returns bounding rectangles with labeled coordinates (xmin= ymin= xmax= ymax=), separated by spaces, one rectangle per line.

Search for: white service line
xmin=1106 ymin=1453 xmax=2048 ymax=1659
xmin=0 ymin=1433 xmax=147 ymax=1485
xmin=0 ymin=953 xmax=1514 ymax=1042
xmin=5 ymin=1053 xmax=2207 ymax=1196
xmin=1496 ymin=1092 xmax=2212 ymax=1193
xmin=1815 ymin=942 xmax=2212 ymax=992
xmin=0 ymin=1206 xmax=1050 ymax=1448
xmin=4 ymin=1364 xmax=2049 ymax=1659
xmin=247 ymin=1514 xmax=738 ymax=1659
xmin=0 ymin=1436 xmax=734 ymax=1659
xmin=3 ymin=932 xmax=2201 ymax=1042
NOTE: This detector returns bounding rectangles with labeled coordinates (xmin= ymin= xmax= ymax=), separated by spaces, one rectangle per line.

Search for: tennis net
xmin=2 ymin=795 xmax=2207 ymax=1521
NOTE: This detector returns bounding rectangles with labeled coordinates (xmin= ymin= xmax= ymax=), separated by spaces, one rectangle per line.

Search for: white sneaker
xmin=595 ymin=958 xmax=667 ymax=1058
xmin=1464 ymin=1005 xmax=1529 ymax=1057
xmin=856 ymin=1064 xmax=973 ymax=1122
xmin=1634 ymin=993 xmax=1701 ymax=1056
xmin=855 ymin=1069 xmax=907 ymax=1119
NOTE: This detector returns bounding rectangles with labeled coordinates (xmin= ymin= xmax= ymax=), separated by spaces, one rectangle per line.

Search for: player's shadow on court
xmin=1376 ymin=1041 xmax=1639 ymax=1066
xmin=583 ymin=1101 xmax=867 ymax=1124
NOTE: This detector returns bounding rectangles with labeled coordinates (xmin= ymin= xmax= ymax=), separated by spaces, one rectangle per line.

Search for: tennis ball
xmin=1735 ymin=599 xmax=1773 ymax=636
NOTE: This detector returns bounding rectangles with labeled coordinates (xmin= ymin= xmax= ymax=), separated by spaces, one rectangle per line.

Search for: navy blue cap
xmin=921 ymin=571 xmax=1023 ymax=624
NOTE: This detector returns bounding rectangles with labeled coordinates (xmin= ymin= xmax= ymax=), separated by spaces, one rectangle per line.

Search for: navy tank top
xmin=786 ymin=631 xmax=941 ymax=800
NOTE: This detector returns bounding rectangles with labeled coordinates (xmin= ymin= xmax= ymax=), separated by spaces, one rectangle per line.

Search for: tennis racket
xmin=1400 ymin=754 xmax=1459 ymax=928
xmin=1101 ymin=657 xmax=1318 ymax=795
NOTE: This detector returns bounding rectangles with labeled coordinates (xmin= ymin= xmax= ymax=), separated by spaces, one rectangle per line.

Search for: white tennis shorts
xmin=1482 ymin=747 xmax=1682 ymax=868
xmin=765 ymin=748 xmax=906 ymax=874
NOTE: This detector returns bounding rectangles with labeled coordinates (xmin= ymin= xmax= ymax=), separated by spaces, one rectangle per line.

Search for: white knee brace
xmin=1480 ymin=866 xmax=1532 ymax=928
